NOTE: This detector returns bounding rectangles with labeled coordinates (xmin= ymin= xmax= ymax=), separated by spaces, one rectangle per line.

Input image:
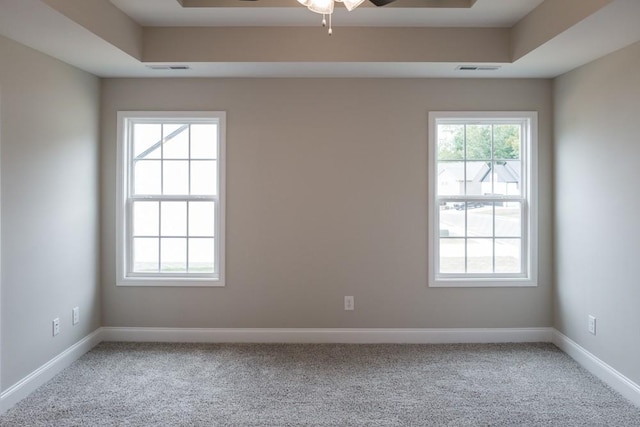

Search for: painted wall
xmin=0 ymin=36 xmax=101 ymax=390
xmin=101 ymin=78 xmax=553 ymax=329
xmin=554 ymin=41 xmax=640 ymax=385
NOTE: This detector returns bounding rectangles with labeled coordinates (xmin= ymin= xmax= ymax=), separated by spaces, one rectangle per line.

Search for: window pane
xmin=160 ymin=238 xmax=187 ymax=272
xmin=133 ymin=201 xmax=159 ymax=236
xmin=189 ymin=202 xmax=215 ymax=237
xmin=467 ymin=238 xmax=493 ymax=273
xmin=439 ymin=239 xmax=465 ymax=274
xmin=133 ymin=238 xmax=159 ymax=272
xmin=467 ymin=202 xmax=493 ymax=237
xmin=466 ymin=161 xmax=489 ymax=196
xmin=133 ymin=124 xmax=161 ymax=159
xmin=439 ymin=204 xmax=464 ymax=237
xmin=163 ymin=160 xmax=189 ymax=195
xmin=492 ymin=160 xmax=521 ymax=196
xmin=162 ymin=124 xmax=189 ymax=159
xmin=437 ymin=161 xmax=464 ymax=196
xmin=466 ymin=124 xmax=491 ymax=160
xmin=191 ymin=160 xmax=217 ymax=196
xmin=161 ymin=201 xmax=187 ymax=236
xmin=191 ymin=124 xmax=217 ymax=159
xmin=189 ymin=238 xmax=215 ymax=273
xmin=495 ymin=203 xmax=521 ymax=237
xmin=134 ymin=160 xmax=161 ymax=195
xmin=122 ymin=113 xmax=225 ymax=282
xmin=493 ymin=124 xmax=520 ymax=160
xmin=495 ymin=239 xmax=521 ymax=273
xmin=437 ymin=124 xmax=464 ymax=161
xmin=431 ymin=115 xmax=533 ymax=284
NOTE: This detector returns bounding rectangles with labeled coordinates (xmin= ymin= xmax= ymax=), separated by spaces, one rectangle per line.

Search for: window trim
xmin=116 ymin=111 xmax=226 ymax=287
xmin=428 ymin=111 xmax=538 ymax=288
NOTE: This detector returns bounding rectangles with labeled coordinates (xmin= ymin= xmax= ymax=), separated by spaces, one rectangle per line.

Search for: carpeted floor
xmin=1 ymin=342 xmax=639 ymax=426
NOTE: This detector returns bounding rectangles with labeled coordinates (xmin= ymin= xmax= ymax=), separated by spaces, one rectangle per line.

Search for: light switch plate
xmin=588 ymin=315 xmax=596 ymax=335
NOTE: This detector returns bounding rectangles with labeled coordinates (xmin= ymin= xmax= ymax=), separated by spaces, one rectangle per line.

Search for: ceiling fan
xmin=240 ymin=0 xmax=396 ymax=7
xmin=242 ymin=0 xmax=396 ymax=34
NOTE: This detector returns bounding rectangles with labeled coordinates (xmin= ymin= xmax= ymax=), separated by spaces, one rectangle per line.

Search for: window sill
xmin=117 ymin=277 xmax=225 ymax=287
xmin=429 ymin=278 xmax=537 ymax=288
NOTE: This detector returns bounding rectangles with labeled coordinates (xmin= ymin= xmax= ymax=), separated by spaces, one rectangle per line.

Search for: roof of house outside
xmin=438 ymin=160 xmax=520 ymax=183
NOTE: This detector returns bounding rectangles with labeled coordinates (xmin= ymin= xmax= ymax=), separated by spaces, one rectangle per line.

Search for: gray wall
xmin=554 ymin=41 xmax=640 ymax=385
xmin=0 ymin=36 xmax=101 ymax=390
xmin=101 ymin=78 xmax=553 ymax=329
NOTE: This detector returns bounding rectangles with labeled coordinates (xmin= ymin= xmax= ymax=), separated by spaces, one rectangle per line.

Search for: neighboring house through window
xmin=116 ymin=111 xmax=226 ymax=286
xmin=428 ymin=112 xmax=537 ymax=287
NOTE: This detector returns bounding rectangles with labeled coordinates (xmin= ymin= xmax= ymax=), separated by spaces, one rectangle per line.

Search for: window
xmin=428 ymin=112 xmax=537 ymax=287
xmin=116 ymin=111 xmax=225 ymax=286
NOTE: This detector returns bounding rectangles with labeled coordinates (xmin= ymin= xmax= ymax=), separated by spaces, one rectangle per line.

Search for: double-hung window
xmin=117 ymin=111 xmax=226 ymax=286
xmin=428 ymin=112 xmax=537 ymax=287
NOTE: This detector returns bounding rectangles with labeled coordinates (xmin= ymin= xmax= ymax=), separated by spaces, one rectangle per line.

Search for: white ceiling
xmin=0 ymin=0 xmax=639 ymax=79
xmin=110 ymin=0 xmax=544 ymax=28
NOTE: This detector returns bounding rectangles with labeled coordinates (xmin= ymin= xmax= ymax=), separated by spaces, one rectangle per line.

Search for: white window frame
xmin=116 ymin=111 xmax=226 ymax=287
xmin=428 ymin=111 xmax=537 ymax=288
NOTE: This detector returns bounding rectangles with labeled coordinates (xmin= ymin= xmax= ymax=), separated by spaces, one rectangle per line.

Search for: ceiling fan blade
xmin=368 ymin=0 xmax=397 ymax=6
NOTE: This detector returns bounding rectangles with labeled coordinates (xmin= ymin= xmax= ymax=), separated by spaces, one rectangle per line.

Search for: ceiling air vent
xmin=455 ymin=65 xmax=502 ymax=71
xmin=146 ymin=65 xmax=191 ymax=70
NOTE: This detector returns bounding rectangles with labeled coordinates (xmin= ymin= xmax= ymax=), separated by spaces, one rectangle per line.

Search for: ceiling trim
xmin=142 ymin=27 xmax=510 ymax=63
xmin=43 ymin=0 xmax=143 ymax=59
xmin=511 ymin=0 xmax=613 ymax=61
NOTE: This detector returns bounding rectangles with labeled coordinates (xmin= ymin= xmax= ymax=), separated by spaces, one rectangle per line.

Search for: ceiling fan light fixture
xmin=341 ymin=0 xmax=366 ymax=11
xmin=307 ymin=0 xmax=334 ymax=15
xmin=300 ymin=0 xmax=370 ymax=34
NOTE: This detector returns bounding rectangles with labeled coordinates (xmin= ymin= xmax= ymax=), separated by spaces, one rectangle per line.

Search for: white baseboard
xmin=100 ymin=326 xmax=553 ymax=344
xmin=0 ymin=328 xmax=102 ymax=415
xmin=552 ymin=330 xmax=640 ymax=407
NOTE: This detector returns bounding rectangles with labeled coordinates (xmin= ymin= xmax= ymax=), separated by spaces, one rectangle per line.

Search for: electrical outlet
xmin=52 ymin=318 xmax=60 ymax=336
xmin=72 ymin=307 xmax=80 ymax=325
xmin=588 ymin=315 xmax=596 ymax=335
xmin=344 ymin=296 xmax=354 ymax=311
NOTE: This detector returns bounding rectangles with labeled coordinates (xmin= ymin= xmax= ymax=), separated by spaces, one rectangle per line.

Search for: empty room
xmin=1 ymin=0 xmax=640 ymax=425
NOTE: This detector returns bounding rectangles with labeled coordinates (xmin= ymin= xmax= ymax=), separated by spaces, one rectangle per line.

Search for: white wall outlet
xmin=52 ymin=318 xmax=60 ymax=336
xmin=588 ymin=315 xmax=597 ymax=335
xmin=72 ymin=307 xmax=80 ymax=325
xmin=344 ymin=296 xmax=354 ymax=311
